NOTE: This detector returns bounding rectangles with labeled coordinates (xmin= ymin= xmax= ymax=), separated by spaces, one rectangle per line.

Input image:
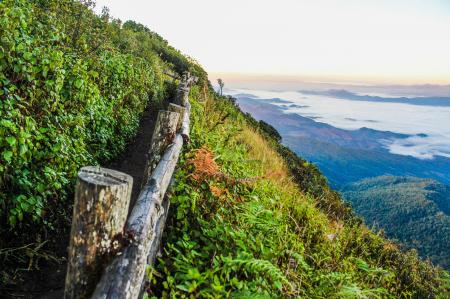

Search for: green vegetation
xmin=0 ymin=0 xmax=204 ymax=284
xmin=257 ymin=120 xmax=282 ymax=142
xmin=148 ymin=92 xmax=449 ymax=298
xmin=342 ymin=176 xmax=450 ymax=269
xmin=243 ymin=111 xmax=356 ymax=223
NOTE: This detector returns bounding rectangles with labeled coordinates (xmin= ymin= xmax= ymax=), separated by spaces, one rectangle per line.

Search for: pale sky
xmin=95 ymin=0 xmax=450 ymax=84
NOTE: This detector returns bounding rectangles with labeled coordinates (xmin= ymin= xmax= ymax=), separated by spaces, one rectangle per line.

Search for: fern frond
xmin=223 ymin=255 xmax=292 ymax=292
xmin=335 ymin=283 xmax=389 ymax=299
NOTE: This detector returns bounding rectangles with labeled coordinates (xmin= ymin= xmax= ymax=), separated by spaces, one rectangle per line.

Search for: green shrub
xmin=258 ymin=120 xmax=282 ymax=142
xmin=0 ymin=0 xmax=190 ymax=235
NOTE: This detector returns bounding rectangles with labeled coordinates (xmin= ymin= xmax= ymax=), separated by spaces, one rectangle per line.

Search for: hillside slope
xmin=148 ymin=91 xmax=449 ymax=298
xmin=342 ymin=176 xmax=450 ymax=269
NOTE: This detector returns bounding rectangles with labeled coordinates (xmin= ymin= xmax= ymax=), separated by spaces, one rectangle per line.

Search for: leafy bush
xmin=0 ymin=0 xmax=193 ymax=237
xmin=258 ymin=120 xmax=282 ymax=142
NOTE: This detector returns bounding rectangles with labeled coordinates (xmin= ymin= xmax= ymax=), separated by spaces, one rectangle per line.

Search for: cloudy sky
xmin=95 ymin=0 xmax=450 ymax=84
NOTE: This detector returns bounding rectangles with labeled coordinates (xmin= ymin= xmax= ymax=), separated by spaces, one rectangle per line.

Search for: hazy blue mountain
xmin=299 ymin=89 xmax=450 ymax=107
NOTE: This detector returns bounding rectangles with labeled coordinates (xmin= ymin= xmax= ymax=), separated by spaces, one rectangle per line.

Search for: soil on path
xmin=106 ymin=101 xmax=159 ymax=208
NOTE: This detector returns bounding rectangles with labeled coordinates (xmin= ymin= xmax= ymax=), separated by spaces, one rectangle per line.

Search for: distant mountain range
xmin=236 ymin=96 xmax=450 ymax=187
xmin=299 ymin=89 xmax=450 ymax=107
xmin=235 ymin=95 xmax=450 ymax=268
xmin=342 ymin=176 xmax=450 ymax=268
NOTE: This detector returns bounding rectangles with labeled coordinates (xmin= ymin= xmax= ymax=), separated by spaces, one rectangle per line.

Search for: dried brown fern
xmin=186 ymin=147 xmax=282 ymax=186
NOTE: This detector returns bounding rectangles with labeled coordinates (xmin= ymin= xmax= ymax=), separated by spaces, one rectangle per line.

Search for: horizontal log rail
xmin=64 ymin=73 xmax=196 ymax=299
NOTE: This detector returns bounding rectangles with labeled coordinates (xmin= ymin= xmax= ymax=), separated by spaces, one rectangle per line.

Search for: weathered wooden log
xmin=167 ymin=103 xmax=186 ymax=132
xmin=141 ymin=110 xmax=179 ymax=188
xmin=181 ymin=102 xmax=191 ymax=139
xmin=174 ymin=82 xmax=189 ymax=106
xmin=92 ymin=135 xmax=184 ymax=299
xmin=147 ymin=195 xmax=170 ymax=265
xmin=180 ymin=87 xmax=190 ymax=107
xmin=65 ymin=167 xmax=133 ymax=299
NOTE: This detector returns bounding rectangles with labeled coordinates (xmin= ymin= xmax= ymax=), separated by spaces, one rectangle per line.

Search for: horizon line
xmin=208 ymin=72 xmax=450 ymax=86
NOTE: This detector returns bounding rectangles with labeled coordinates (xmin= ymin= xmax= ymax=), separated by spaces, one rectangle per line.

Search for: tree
xmin=217 ymin=78 xmax=224 ymax=96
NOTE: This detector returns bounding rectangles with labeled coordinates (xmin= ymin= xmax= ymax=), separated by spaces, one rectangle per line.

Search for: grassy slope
xmin=148 ymin=88 xmax=449 ymax=298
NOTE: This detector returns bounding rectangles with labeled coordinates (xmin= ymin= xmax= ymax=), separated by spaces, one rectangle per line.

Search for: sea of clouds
xmin=226 ymin=88 xmax=450 ymax=160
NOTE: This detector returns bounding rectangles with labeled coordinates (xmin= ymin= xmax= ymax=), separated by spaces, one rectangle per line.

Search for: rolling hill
xmin=342 ymin=176 xmax=450 ymax=268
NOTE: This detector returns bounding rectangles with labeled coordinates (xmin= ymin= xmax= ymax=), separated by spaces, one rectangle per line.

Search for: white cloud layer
xmin=227 ymin=87 xmax=450 ymax=160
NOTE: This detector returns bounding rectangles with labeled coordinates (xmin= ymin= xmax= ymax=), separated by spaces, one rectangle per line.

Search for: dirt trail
xmin=106 ymin=102 xmax=158 ymax=207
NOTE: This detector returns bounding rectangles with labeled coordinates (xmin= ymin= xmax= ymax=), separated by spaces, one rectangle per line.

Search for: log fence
xmin=64 ymin=73 xmax=196 ymax=299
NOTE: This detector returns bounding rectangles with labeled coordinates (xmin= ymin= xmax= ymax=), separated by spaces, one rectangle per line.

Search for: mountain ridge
xmin=299 ymin=89 xmax=450 ymax=107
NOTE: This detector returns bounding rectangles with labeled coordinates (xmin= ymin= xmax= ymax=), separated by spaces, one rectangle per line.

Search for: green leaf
xmin=9 ymin=215 xmax=17 ymax=227
xmin=2 ymin=150 xmax=13 ymax=162
xmin=176 ymin=284 xmax=189 ymax=292
xmin=89 ymin=70 xmax=99 ymax=78
xmin=27 ymin=197 xmax=37 ymax=205
xmin=19 ymin=144 xmax=28 ymax=157
xmin=274 ymin=280 xmax=282 ymax=290
xmin=18 ymin=210 xmax=23 ymax=221
xmin=5 ymin=136 xmax=16 ymax=146
xmin=20 ymin=202 xmax=30 ymax=211
xmin=36 ymin=183 xmax=45 ymax=193
xmin=1 ymin=120 xmax=16 ymax=130
xmin=23 ymin=52 xmax=32 ymax=61
xmin=52 ymin=143 xmax=62 ymax=153
xmin=74 ymin=79 xmax=83 ymax=88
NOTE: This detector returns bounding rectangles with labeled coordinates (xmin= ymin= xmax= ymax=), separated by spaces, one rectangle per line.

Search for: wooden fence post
xmin=142 ymin=110 xmax=179 ymax=187
xmin=92 ymin=136 xmax=184 ymax=299
xmin=168 ymin=103 xmax=186 ymax=132
xmin=174 ymin=83 xmax=189 ymax=107
xmin=179 ymin=86 xmax=190 ymax=107
xmin=64 ymin=167 xmax=133 ymax=299
xmin=86 ymin=74 xmax=194 ymax=298
xmin=181 ymin=102 xmax=191 ymax=140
